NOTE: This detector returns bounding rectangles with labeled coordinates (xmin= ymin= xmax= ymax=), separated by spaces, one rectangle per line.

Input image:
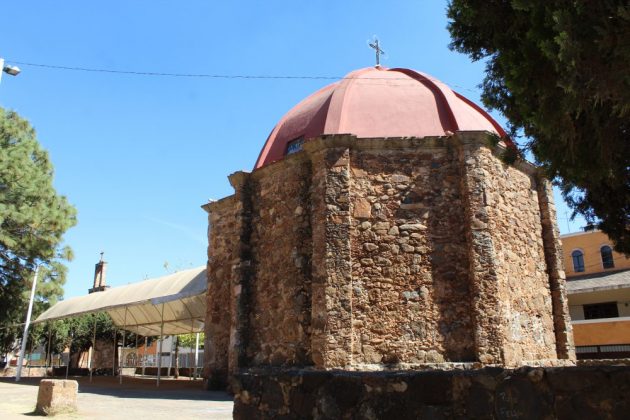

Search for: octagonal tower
xmin=203 ymin=67 xmax=575 ymax=388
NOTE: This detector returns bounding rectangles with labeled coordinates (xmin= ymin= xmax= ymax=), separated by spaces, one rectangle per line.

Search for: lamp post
xmin=0 ymin=58 xmax=21 ymax=84
xmin=5 ymin=58 xmax=27 ymax=381
xmin=15 ymin=266 xmax=39 ymax=382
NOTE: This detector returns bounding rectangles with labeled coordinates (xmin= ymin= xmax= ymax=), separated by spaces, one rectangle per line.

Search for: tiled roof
xmin=566 ymin=269 xmax=630 ymax=294
xmin=255 ymin=66 xmax=508 ymax=169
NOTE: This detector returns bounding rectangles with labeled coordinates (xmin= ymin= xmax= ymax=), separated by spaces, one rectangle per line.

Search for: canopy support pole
xmin=65 ymin=332 xmax=72 ymax=380
xmin=120 ymin=307 xmax=127 ymax=384
xmin=142 ymin=336 xmax=147 ymax=376
xmin=89 ymin=315 xmax=97 ymax=382
xmin=134 ymin=330 xmax=138 ymax=377
xmin=16 ymin=266 xmax=39 ymax=382
xmin=46 ymin=323 xmax=53 ymax=369
xmin=189 ymin=318 xmax=194 ymax=380
xmin=112 ymin=329 xmax=116 ymax=377
xmin=167 ymin=338 xmax=172 ymax=378
xmin=154 ymin=335 xmax=158 ymax=377
xmin=157 ymin=303 xmax=164 ymax=387
xmin=194 ymin=332 xmax=200 ymax=381
xmin=27 ymin=340 xmax=33 ymax=377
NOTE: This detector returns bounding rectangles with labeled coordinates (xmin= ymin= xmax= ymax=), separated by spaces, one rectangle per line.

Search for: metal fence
xmin=121 ymin=350 xmax=204 ymax=369
xmin=576 ymin=344 xmax=630 ymax=354
xmin=575 ymin=344 xmax=630 ymax=359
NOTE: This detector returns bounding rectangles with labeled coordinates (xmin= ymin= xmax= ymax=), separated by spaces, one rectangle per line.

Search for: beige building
xmin=203 ymin=66 xmax=575 ymax=388
xmin=562 ymin=230 xmax=630 ymax=358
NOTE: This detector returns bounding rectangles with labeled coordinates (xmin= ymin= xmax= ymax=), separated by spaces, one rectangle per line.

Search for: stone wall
xmin=348 ymin=147 xmax=474 ymax=365
xmin=246 ymin=159 xmax=313 ymax=367
xmin=460 ymin=143 xmax=557 ymax=365
xmin=203 ymin=133 xmax=575 ymax=388
xmin=536 ymin=178 xmax=575 ymax=360
xmin=0 ymin=367 xmax=48 ymax=377
xmin=309 ymin=147 xmax=354 ymax=368
xmin=204 ymin=158 xmax=315 ymax=387
xmin=204 ymin=194 xmax=240 ymax=387
xmin=232 ymin=366 xmax=630 ymax=419
xmin=64 ymin=338 xmax=116 ymax=371
xmin=75 ymin=338 xmax=116 ymax=369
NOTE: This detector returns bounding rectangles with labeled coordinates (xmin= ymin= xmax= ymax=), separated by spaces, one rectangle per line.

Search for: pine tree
xmin=0 ymin=107 xmax=77 ymax=357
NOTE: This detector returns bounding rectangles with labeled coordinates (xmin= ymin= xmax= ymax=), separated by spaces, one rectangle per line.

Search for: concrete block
xmin=35 ymin=379 xmax=78 ymax=416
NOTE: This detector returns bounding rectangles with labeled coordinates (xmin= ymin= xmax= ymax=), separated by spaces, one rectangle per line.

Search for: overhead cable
xmin=7 ymin=60 xmax=480 ymax=93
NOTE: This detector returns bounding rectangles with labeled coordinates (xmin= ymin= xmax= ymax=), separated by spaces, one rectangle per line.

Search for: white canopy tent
xmin=33 ymin=266 xmax=207 ymax=385
xmin=35 ymin=266 xmax=207 ymax=335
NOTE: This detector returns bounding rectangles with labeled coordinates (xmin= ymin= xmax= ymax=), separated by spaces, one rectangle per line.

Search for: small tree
xmin=177 ymin=332 xmax=204 ymax=350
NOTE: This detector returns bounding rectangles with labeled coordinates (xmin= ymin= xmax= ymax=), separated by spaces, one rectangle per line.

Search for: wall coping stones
xmin=232 ymin=365 xmax=630 ymax=419
xmin=230 ymin=356 xmax=575 ymax=375
xmin=205 ymin=132 xmax=540 ymax=212
xmin=202 ymin=194 xmax=238 ymax=214
xmin=206 ymin=131 xmax=540 ymax=203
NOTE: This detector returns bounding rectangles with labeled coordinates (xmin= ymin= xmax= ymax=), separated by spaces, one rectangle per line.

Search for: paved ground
xmin=0 ymin=376 xmax=233 ymax=419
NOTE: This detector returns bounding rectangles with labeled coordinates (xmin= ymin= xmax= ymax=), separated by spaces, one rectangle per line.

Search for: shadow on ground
xmin=1 ymin=376 xmax=232 ymax=401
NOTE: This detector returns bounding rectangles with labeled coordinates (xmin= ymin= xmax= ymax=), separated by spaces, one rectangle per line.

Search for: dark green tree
xmin=177 ymin=332 xmax=204 ymax=350
xmin=34 ymin=313 xmax=143 ymax=369
xmin=51 ymin=313 xmax=116 ymax=357
xmin=0 ymin=107 xmax=77 ymax=357
xmin=447 ymin=1 xmax=630 ymax=252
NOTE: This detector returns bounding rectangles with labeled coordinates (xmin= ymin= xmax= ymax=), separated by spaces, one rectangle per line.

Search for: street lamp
xmin=0 ymin=58 xmax=21 ymax=83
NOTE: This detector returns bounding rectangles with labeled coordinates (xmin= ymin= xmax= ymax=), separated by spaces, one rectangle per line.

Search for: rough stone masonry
xmin=231 ymin=365 xmax=630 ymax=419
xmin=202 ymin=132 xmax=576 ymax=390
xmin=35 ymin=379 xmax=78 ymax=416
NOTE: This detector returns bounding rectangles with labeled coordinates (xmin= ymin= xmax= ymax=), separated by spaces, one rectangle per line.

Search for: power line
xmin=10 ymin=60 xmax=341 ymax=79
xmin=6 ymin=59 xmax=480 ymax=93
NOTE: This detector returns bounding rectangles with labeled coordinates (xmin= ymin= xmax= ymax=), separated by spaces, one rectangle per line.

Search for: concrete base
xmin=232 ymin=365 xmax=630 ymax=419
xmin=35 ymin=379 xmax=78 ymax=416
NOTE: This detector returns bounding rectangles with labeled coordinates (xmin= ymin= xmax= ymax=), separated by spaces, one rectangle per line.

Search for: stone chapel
xmin=202 ymin=66 xmax=575 ymax=388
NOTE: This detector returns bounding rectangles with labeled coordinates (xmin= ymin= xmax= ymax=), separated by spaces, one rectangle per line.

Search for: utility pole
xmin=16 ymin=266 xmax=39 ymax=382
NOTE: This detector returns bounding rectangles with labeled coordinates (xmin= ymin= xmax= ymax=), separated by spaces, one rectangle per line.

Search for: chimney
xmin=89 ymin=252 xmax=110 ymax=294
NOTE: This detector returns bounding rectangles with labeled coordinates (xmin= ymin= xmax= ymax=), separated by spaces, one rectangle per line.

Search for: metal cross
xmin=100 ymin=251 xmax=104 ymax=262
xmin=369 ymin=39 xmax=385 ymax=67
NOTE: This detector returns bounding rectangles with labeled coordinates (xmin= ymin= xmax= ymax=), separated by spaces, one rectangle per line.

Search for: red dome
xmin=255 ymin=66 xmax=507 ymax=169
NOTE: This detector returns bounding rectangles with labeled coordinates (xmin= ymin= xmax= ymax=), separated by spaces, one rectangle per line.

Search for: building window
xmin=572 ymin=250 xmax=585 ymax=272
xmin=601 ymin=245 xmax=615 ymax=269
xmin=286 ymin=137 xmax=304 ymax=155
xmin=583 ymin=302 xmax=619 ymax=320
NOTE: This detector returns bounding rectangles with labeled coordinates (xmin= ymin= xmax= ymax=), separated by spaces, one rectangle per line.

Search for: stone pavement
xmin=0 ymin=376 xmax=233 ymax=419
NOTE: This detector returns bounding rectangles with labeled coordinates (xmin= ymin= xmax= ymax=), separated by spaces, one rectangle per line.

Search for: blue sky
xmin=1 ymin=1 xmax=585 ymax=298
